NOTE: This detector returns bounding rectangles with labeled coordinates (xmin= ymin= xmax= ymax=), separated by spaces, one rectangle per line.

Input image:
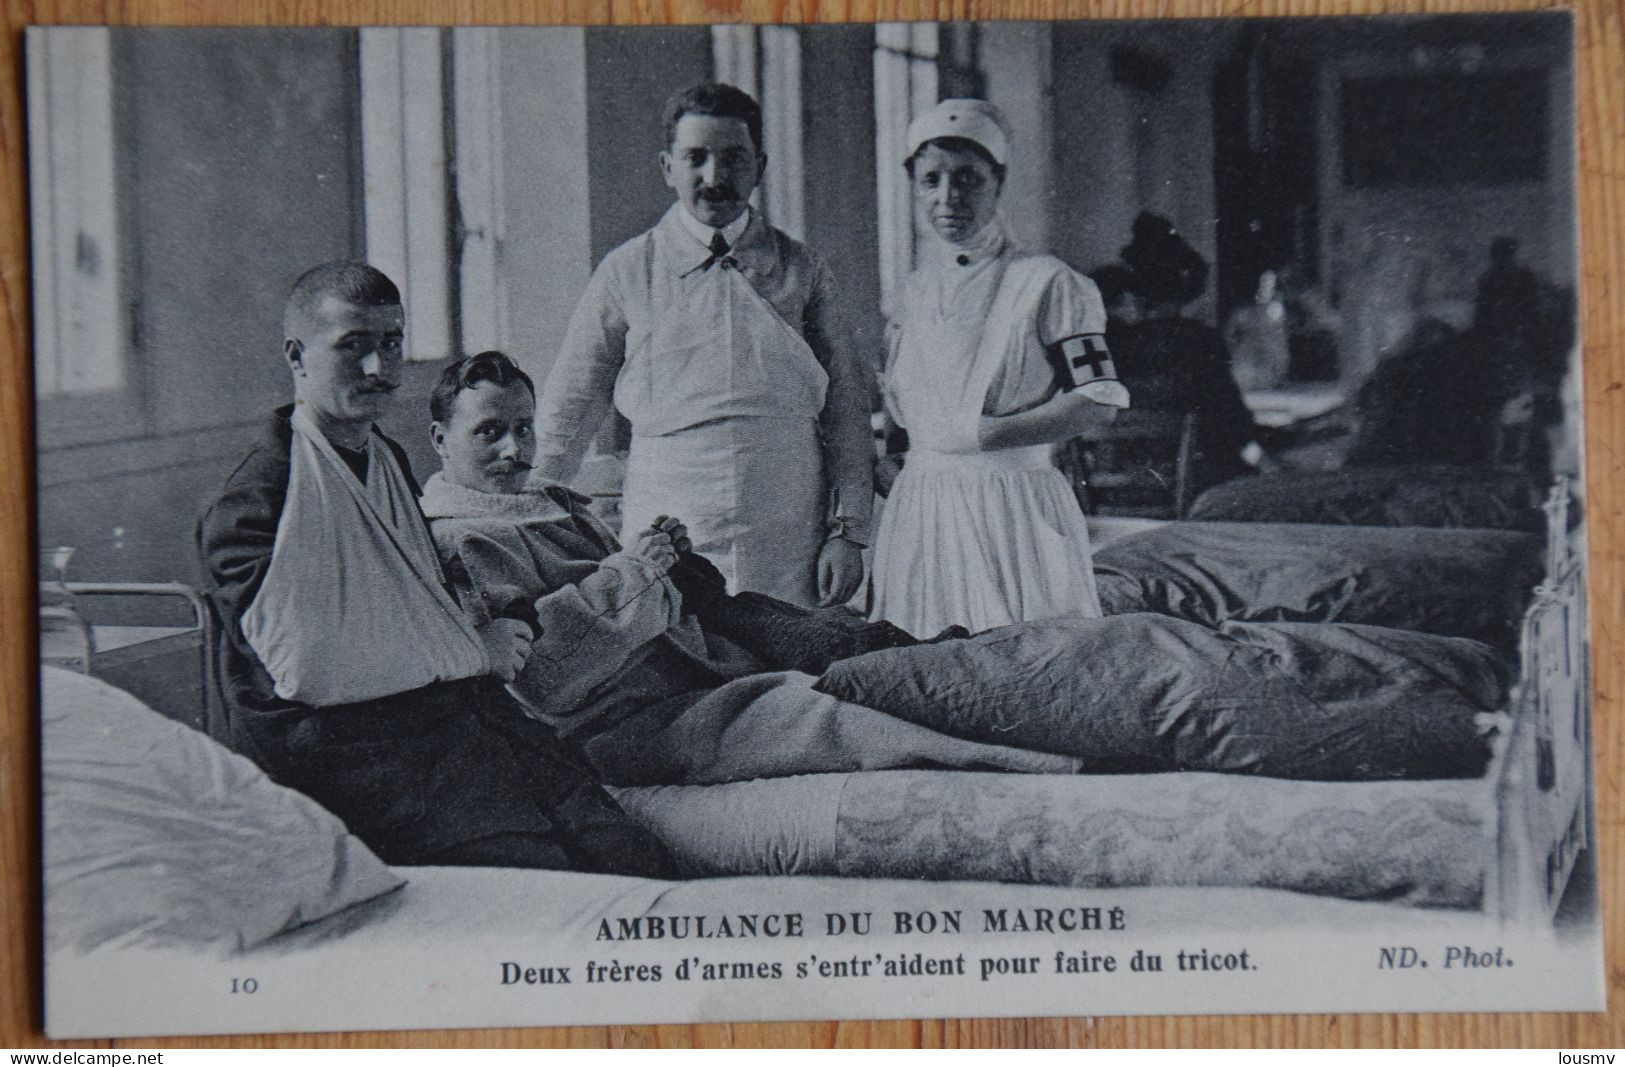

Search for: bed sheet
xmin=610 ymin=769 xmax=1491 ymax=908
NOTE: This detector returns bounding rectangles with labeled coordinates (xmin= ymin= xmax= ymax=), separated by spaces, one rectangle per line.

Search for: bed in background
xmin=1092 ymin=519 xmax=1543 ymax=650
xmin=1186 ymin=465 xmax=1544 ymax=531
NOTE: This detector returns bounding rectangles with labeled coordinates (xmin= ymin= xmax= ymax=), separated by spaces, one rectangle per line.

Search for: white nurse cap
xmin=905 ymin=98 xmax=1010 ymax=166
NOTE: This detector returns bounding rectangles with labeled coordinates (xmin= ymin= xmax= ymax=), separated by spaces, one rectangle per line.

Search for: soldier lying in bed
xmin=419 ymin=350 xmax=1075 ymax=786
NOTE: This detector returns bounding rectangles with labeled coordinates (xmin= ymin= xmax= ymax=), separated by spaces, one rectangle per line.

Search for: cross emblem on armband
xmin=1047 ymin=333 xmax=1118 ymax=391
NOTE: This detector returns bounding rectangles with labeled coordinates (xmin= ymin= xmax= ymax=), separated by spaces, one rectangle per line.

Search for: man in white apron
xmin=533 ymin=82 xmax=873 ymax=609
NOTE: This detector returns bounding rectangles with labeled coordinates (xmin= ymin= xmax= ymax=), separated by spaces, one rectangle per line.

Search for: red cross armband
xmin=1046 ymin=333 xmax=1118 ymax=392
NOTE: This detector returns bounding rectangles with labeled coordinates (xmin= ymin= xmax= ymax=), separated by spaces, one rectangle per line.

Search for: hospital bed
xmin=38 ymin=481 xmax=1596 ymax=1035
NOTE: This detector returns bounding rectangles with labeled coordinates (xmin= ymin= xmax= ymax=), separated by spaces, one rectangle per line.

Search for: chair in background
xmin=1065 ymin=410 xmax=1197 ymax=520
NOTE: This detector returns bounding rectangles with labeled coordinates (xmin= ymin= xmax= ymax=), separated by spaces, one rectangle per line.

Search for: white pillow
xmin=609 ymin=774 xmax=845 ymax=877
xmin=42 ymin=666 xmax=404 ymax=954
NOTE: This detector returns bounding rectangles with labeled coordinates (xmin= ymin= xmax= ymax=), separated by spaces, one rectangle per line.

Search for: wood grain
xmin=3 ymin=0 xmax=1621 ymax=1049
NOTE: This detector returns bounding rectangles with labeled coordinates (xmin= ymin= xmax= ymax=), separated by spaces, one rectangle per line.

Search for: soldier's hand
xmin=632 ymin=527 xmax=679 ymax=572
xmin=650 ymin=515 xmax=693 ymax=555
xmin=477 ymin=618 xmax=534 ymax=682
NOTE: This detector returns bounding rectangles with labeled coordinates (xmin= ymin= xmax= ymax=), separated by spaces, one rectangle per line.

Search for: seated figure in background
xmin=1107 ymin=212 xmax=1261 ymax=495
xmin=419 ymin=351 xmax=1074 ymax=787
xmin=1347 ymin=236 xmax=1574 ymax=472
xmin=198 ymin=262 xmax=673 ymax=876
xmin=1222 ymin=268 xmax=1292 ymax=392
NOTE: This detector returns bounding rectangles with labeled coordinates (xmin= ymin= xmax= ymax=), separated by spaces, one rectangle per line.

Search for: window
xmin=28 ymin=27 xmax=123 ymax=397
xmin=359 ymin=28 xmax=546 ymax=362
xmin=872 ymin=24 xmax=939 ymax=315
xmin=359 ymin=28 xmax=455 ymax=361
xmin=1340 ymin=71 xmax=1549 ymax=187
xmin=450 ymin=28 xmax=511 ymax=357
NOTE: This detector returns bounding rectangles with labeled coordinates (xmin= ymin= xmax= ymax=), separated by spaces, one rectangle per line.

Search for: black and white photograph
xmin=30 ymin=13 xmax=1601 ymax=1038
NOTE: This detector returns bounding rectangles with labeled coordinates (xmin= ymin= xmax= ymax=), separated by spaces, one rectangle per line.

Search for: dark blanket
xmin=1093 ymin=521 xmax=1543 ymax=651
xmin=814 ymin=614 xmax=1508 ymax=781
xmin=1188 ymin=466 xmax=1542 ymax=532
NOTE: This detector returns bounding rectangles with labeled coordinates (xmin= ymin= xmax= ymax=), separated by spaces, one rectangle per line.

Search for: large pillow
xmin=814 ymin=614 xmax=1508 ymax=781
xmin=43 ymin=666 xmax=404 ymax=954
xmin=1094 ymin=521 xmax=1543 ymax=650
xmin=1188 ymin=466 xmax=1542 ymax=532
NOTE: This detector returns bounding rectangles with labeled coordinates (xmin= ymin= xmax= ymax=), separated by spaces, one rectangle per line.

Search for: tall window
xmin=872 ymin=24 xmax=939 ymax=315
xmin=28 ymin=28 xmax=123 ymax=397
xmin=449 ymin=28 xmax=511 ymax=357
xmin=359 ymin=28 xmax=454 ymax=362
xmin=710 ymin=25 xmax=805 ymax=241
xmin=359 ymin=28 xmax=517 ymax=362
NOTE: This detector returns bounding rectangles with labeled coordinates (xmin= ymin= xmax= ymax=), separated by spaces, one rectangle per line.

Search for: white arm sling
xmin=241 ymin=409 xmax=486 ymax=706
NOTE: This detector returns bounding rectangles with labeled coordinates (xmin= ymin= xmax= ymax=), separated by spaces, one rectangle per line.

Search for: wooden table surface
xmin=3 ymin=0 xmax=1621 ymax=1049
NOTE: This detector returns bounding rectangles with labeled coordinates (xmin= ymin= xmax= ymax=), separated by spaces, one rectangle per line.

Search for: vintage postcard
xmin=32 ymin=13 xmax=1601 ymax=1039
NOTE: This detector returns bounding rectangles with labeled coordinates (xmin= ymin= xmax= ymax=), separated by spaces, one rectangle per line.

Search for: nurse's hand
xmin=816 ymin=537 xmax=866 ymax=607
xmin=978 ymin=390 xmax=1119 ymax=451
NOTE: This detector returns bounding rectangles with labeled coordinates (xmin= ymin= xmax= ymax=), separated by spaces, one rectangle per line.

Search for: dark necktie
xmin=701 ymin=231 xmax=736 ymax=271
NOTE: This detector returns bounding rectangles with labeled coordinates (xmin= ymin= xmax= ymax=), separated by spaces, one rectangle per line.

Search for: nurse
xmin=870 ymin=99 xmax=1131 ymax=635
xmin=532 ymin=83 xmax=873 ymax=609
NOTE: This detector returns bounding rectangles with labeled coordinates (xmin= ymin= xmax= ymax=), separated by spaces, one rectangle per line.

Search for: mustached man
xmin=531 ymin=82 xmax=874 ymax=611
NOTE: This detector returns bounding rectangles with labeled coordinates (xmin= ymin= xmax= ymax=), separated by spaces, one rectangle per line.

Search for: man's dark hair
xmin=429 ymin=350 xmax=536 ymax=424
xmin=1090 ymin=263 xmax=1138 ymax=311
xmin=903 ymin=136 xmax=1008 ymax=187
xmin=284 ymin=261 xmax=401 ymax=338
xmin=662 ymin=82 xmax=763 ymax=153
xmin=1120 ymin=212 xmax=1208 ymax=308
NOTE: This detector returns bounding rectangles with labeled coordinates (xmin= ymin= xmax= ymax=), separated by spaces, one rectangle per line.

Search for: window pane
xmin=28 ymin=28 xmax=123 ymax=396
xmin=360 ymin=27 xmax=452 ymax=362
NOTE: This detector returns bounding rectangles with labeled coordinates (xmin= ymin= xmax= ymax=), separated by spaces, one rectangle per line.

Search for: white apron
xmin=616 ymin=256 xmax=829 ymax=607
xmin=871 ymin=246 xmax=1104 ymax=635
